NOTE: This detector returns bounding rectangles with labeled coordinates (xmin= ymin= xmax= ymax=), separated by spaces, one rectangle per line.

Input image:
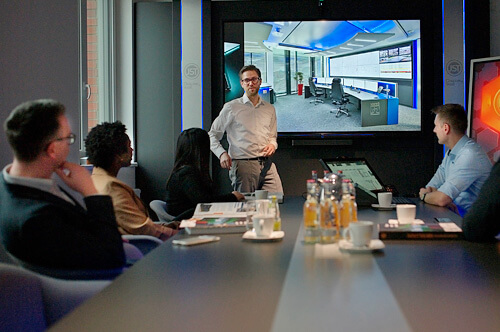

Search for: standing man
xmin=209 ymin=65 xmax=283 ymax=193
xmin=419 ymin=104 xmax=492 ymax=216
xmin=0 ymin=99 xmax=125 ymax=269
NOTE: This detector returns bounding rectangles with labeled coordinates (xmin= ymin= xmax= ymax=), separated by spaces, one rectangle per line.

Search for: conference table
xmin=51 ymin=197 xmax=500 ymax=331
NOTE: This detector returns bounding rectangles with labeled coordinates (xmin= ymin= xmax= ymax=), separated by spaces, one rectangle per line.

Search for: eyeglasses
xmin=241 ymin=77 xmax=261 ymax=84
xmin=54 ymin=133 xmax=76 ymax=145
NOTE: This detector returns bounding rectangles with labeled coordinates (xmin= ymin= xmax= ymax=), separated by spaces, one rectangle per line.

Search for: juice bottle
xmin=271 ymin=195 xmax=281 ymax=231
xmin=348 ymin=181 xmax=358 ymax=222
xmin=319 ymin=180 xmax=338 ymax=243
xmin=311 ymin=170 xmax=318 ymax=182
xmin=303 ymin=179 xmax=319 ymax=243
xmin=340 ymin=198 xmax=352 ymax=228
xmin=339 ymin=180 xmax=353 ymax=236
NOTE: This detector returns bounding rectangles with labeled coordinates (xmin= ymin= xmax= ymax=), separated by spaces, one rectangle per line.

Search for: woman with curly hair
xmin=85 ymin=121 xmax=176 ymax=240
xmin=165 ymin=128 xmax=245 ymax=219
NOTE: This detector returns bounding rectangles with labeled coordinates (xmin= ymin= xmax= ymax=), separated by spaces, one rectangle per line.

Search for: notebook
xmin=378 ymin=221 xmax=463 ymax=240
xmin=319 ymin=157 xmax=413 ymax=206
xmin=179 ymin=202 xmax=248 ymax=235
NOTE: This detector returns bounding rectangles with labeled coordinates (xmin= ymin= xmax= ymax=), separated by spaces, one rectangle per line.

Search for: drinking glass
xmin=244 ymin=200 xmax=257 ymax=231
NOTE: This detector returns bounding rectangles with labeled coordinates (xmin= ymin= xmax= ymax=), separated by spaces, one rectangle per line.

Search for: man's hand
xmin=261 ymin=144 xmax=276 ymax=157
xmin=425 ymin=190 xmax=453 ymax=207
xmin=419 ymin=186 xmax=435 ymax=197
xmin=54 ymin=161 xmax=98 ymax=197
xmin=232 ymin=191 xmax=245 ymax=201
xmin=220 ymin=152 xmax=232 ymax=169
xmin=418 ymin=186 xmax=452 ymax=207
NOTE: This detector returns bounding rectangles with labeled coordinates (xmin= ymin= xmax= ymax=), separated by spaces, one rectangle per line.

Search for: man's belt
xmin=232 ymin=157 xmax=269 ymax=161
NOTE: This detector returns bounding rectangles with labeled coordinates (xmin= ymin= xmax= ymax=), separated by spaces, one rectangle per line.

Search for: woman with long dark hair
xmin=165 ymin=128 xmax=244 ymax=219
xmin=86 ymin=121 xmax=177 ymax=240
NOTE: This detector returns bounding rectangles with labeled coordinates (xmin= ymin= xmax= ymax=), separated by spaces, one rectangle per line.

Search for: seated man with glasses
xmin=209 ymin=65 xmax=283 ymax=194
xmin=0 ymin=99 xmax=125 ymax=269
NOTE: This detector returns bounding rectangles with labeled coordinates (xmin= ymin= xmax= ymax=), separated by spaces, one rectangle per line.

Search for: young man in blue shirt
xmin=419 ymin=104 xmax=492 ymax=216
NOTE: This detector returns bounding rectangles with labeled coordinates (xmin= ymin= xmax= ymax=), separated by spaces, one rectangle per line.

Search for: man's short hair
xmin=239 ymin=65 xmax=261 ymax=79
xmin=4 ymin=99 xmax=65 ymax=162
xmin=431 ymin=103 xmax=468 ymax=134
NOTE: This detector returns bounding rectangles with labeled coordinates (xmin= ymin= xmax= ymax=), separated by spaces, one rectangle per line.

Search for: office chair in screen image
xmin=330 ymin=78 xmax=351 ymax=117
xmin=308 ymin=77 xmax=325 ymax=105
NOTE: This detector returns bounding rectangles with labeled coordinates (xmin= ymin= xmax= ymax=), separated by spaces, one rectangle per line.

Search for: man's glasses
xmin=241 ymin=77 xmax=261 ymax=84
xmin=54 ymin=133 xmax=76 ymax=145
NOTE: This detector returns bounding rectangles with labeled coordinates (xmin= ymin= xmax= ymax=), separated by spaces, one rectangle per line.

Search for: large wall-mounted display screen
xmin=468 ymin=56 xmax=500 ymax=162
xmin=223 ymin=19 xmax=422 ymax=137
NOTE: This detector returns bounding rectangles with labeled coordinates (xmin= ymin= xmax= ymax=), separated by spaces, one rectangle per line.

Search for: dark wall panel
xmin=0 ymin=0 xmax=81 ymax=166
xmin=135 ymin=2 xmax=181 ymax=204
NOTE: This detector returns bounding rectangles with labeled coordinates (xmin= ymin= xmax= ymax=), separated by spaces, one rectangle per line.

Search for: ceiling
xmin=242 ymin=20 xmax=421 ymax=57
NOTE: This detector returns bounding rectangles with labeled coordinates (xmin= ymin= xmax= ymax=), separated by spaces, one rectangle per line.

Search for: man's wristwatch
xmin=420 ymin=192 xmax=427 ymax=202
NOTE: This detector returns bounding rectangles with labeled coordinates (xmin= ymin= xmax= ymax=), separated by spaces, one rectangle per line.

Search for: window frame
xmin=80 ymin=0 xmax=116 ymax=157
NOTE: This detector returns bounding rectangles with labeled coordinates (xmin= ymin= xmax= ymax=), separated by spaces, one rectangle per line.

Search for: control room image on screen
xmin=223 ymin=20 xmax=421 ymax=135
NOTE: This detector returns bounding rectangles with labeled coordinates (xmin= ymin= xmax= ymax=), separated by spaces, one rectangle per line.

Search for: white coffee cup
xmin=342 ymin=221 xmax=374 ymax=247
xmin=254 ymin=190 xmax=268 ymax=199
xmin=252 ymin=215 xmax=274 ymax=237
xmin=396 ymin=204 xmax=416 ymax=224
xmin=377 ymin=192 xmax=393 ymax=207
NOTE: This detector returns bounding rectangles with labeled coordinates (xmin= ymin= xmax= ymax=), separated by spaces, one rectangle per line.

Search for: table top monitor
xmin=320 ymin=158 xmax=386 ymax=199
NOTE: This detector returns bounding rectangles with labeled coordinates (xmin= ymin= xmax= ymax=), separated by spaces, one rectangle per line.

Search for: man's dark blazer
xmin=0 ymin=175 xmax=125 ymax=269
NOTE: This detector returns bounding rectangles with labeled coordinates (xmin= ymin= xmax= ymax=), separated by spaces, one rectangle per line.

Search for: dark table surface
xmin=51 ymin=196 xmax=500 ymax=332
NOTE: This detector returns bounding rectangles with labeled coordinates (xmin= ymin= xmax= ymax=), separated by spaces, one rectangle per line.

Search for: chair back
xmin=0 ymin=262 xmax=50 ymax=331
xmin=330 ymin=78 xmax=344 ymax=102
xmin=309 ymin=77 xmax=319 ymax=96
xmin=0 ymin=238 xmax=19 ymax=265
xmin=150 ymin=200 xmax=175 ymax=222
xmin=122 ymin=235 xmax=163 ymax=256
xmin=0 ymin=262 xmax=110 ymax=330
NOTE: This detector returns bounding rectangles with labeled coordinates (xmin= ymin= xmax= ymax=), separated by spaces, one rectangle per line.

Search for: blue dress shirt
xmin=426 ymin=136 xmax=492 ymax=216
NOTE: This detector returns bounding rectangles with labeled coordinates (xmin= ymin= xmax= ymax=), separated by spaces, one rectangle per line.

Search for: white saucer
xmin=242 ymin=230 xmax=284 ymax=242
xmin=338 ymin=239 xmax=385 ymax=253
xmin=371 ymin=203 xmax=396 ymax=210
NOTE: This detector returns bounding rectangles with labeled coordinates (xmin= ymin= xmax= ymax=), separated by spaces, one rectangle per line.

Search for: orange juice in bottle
xmin=303 ymin=180 xmax=319 ymax=243
xmin=339 ymin=180 xmax=354 ymax=237
xmin=340 ymin=198 xmax=353 ymax=228
xmin=271 ymin=195 xmax=281 ymax=231
xmin=351 ymin=202 xmax=358 ymax=222
xmin=349 ymin=181 xmax=358 ymax=222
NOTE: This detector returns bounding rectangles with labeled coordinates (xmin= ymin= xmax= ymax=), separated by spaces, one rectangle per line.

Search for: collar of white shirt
xmin=2 ymin=164 xmax=75 ymax=204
